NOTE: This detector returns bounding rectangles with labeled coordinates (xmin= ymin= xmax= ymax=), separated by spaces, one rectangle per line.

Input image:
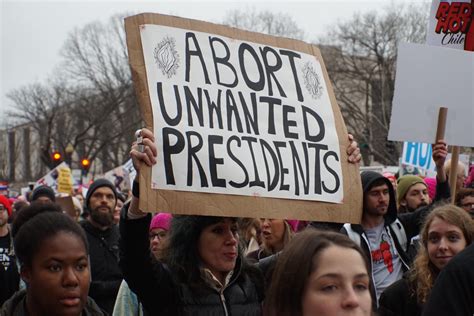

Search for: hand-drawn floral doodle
xmin=154 ymin=36 xmax=179 ymax=78
xmin=302 ymin=62 xmax=323 ymax=100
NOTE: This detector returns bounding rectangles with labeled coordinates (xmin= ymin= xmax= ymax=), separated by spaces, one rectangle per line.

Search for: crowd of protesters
xmin=0 ymin=127 xmax=473 ymax=316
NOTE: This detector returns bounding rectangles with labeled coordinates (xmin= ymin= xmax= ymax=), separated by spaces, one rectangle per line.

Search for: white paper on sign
xmin=140 ymin=24 xmax=343 ymax=203
xmin=388 ymin=43 xmax=474 ymax=147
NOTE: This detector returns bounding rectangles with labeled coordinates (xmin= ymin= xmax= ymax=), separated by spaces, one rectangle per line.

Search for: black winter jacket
xmin=119 ymin=211 xmax=264 ymax=316
xmin=378 ymin=273 xmax=422 ymax=316
xmin=80 ymin=221 xmax=122 ymax=314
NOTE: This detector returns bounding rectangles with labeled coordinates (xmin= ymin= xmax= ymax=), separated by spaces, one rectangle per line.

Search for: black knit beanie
xmin=85 ymin=179 xmax=117 ymax=210
xmin=31 ymin=185 xmax=56 ymax=202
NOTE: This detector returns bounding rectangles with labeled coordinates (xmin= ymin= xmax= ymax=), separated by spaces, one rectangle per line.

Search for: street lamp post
xmin=65 ymin=143 xmax=74 ymax=167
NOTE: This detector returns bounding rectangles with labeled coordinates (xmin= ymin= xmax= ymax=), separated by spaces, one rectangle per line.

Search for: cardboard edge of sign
xmin=125 ymin=13 xmax=363 ymax=223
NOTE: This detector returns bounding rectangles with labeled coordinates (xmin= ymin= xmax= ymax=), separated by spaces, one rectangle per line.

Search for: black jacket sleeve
xmin=119 ymin=205 xmax=178 ymax=315
xmin=399 ymin=179 xmax=450 ymax=241
xmin=378 ymin=278 xmax=420 ymax=316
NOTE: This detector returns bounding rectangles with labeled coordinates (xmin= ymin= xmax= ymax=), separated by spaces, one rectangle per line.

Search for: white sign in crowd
xmin=140 ymin=25 xmax=343 ymax=203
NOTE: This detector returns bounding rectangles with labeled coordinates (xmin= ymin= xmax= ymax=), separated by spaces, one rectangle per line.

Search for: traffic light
xmin=51 ymin=151 xmax=62 ymax=167
xmin=81 ymin=158 xmax=91 ymax=173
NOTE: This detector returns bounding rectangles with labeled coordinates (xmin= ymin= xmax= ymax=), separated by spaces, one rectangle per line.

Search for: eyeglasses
xmin=461 ymin=203 xmax=474 ymax=210
xmin=149 ymin=231 xmax=167 ymax=240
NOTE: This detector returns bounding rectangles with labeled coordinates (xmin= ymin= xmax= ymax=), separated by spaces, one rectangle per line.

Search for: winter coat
xmin=378 ymin=273 xmax=422 ymax=316
xmin=80 ymin=220 xmax=122 ymax=314
xmin=0 ymin=289 xmax=105 ymax=316
xmin=119 ymin=212 xmax=264 ymax=316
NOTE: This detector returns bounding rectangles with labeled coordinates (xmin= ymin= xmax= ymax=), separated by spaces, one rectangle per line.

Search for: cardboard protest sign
xmin=35 ymin=162 xmax=69 ymax=192
xmin=56 ymin=195 xmax=76 ymax=218
xmin=388 ymin=43 xmax=474 ymax=147
xmin=426 ymin=0 xmax=474 ymax=50
xmin=125 ymin=13 xmax=362 ymax=223
xmin=57 ymin=167 xmax=74 ymax=194
xmin=104 ymin=164 xmax=132 ymax=193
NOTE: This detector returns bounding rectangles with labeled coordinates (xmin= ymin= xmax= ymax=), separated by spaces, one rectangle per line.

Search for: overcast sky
xmin=0 ymin=0 xmax=426 ymax=125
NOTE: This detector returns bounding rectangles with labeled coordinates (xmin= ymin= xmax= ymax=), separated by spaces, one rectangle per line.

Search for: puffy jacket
xmin=119 ymin=210 xmax=263 ymax=316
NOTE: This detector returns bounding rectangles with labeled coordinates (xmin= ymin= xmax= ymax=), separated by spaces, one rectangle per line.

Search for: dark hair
xmin=367 ymin=177 xmax=389 ymax=192
xmin=162 ymin=215 xmax=238 ymax=289
xmin=455 ymin=188 xmax=474 ymax=206
xmin=264 ymin=229 xmax=371 ymax=316
xmin=12 ymin=203 xmax=88 ymax=267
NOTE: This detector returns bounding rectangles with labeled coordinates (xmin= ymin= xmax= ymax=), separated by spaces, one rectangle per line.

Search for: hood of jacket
xmin=361 ymin=171 xmax=398 ymax=225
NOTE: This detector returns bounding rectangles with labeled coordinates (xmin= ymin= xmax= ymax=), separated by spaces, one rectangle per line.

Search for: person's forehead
xmin=407 ymin=182 xmax=427 ymax=192
xmin=93 ymin=186 xmax=114 ymax=194
xmin=368 ymin=183 xmax=389 ymax=192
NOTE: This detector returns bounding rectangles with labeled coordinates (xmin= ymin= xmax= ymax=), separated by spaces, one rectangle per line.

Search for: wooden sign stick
xmin=449 ymin=146 xmax=460 ymax=204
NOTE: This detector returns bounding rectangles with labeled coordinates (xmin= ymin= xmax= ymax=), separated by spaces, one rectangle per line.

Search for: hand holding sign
xmin=131 ymin=128 xmax=157 ymax=175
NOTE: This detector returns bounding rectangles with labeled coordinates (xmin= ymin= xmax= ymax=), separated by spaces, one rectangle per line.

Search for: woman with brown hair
xmin=264 ymin=229 xmax=373 ymax=316
xmin=378 ymin=204 xmax=474 ymax=316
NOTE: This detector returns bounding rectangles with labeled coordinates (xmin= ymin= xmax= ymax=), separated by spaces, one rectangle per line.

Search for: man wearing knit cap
xmin=397 ymin=175 xmax=429 ymax=213
xmin=0 ymin=195 xmax=19 ymax=306
xmin=80 ymin=179 xmax=122 ymax=314
xmin=30 ymin=185 xmax=56 ymax=204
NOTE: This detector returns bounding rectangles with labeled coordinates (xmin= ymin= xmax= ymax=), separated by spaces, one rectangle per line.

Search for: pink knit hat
xmin=423 ymin=177 xmax=437 ymax=201
xmin=150 ymin=213 xmax=172 ymax=232
xmin=285 ymin=219 xmax=299 ymax=232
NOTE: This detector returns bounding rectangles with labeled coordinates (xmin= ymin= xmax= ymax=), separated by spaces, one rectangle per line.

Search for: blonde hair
xmin=410 ymin=204 xmax=474 ymax=303
xmin=261 ymin=220 xmax=294 ymax=256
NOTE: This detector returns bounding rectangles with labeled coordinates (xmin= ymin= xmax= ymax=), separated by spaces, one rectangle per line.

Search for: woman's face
xmin=197 ymin=218 xmax=239 ymax=283
xmin=149 ymin=228 xmax=168 ymax=258
xmin=427 ymin=217 xmax=467 ymax=270
xmin=22 ymin=231 xmax=90 ymax=316
xmin=302 ymin=245 xmax=372 ymax=316
xmin=261 ymin=218 xmax=286 ymax=252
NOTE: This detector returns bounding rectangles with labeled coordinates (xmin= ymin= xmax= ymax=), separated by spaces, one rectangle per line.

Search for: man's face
xmin=400 ymin=183 xmax=429 ymax=211
xmin=364 ymin=183 xmax=390 ymax=217
xmin=460 ymin=195 xmax=474 ymax=216
xmin=35 ymin=196 xmax=53 ymax=205
xmin=88 ymin=187 xmax=116 ymax=228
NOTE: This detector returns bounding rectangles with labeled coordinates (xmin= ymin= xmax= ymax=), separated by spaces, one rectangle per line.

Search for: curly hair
xmin=409 ymin=204 xmax=474 ymax=304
